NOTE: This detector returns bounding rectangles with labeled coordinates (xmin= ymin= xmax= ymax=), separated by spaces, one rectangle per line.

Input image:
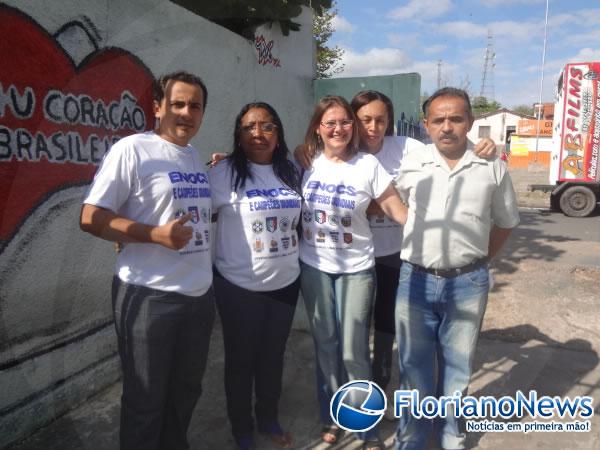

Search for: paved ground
xmin=8 ymin=164 xmax=600 ymax=450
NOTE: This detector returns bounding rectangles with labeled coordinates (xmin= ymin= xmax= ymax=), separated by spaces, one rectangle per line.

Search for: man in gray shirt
xmin=394 ymin=87 xmax=519 ymax=450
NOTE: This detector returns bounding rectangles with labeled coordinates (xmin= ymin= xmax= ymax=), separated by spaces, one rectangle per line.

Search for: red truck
xmin=530 ymin=62 xmax=600 ymax=217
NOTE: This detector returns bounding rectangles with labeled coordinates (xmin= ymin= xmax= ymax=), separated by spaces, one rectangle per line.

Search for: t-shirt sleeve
xmin=208 ymin=161 xmax=231 ymax=210
xmin=393 ymin=158 xmax=413 ymax=203
xmin=491 ymin=168 xmax=520 ymax=228
xmin=83 ymin=142 xmax=135 ymax=213
xmin=370 ymin=157 xmax=393 ymax=199
xmin=404 ymin=137 xmax=426 ymax=155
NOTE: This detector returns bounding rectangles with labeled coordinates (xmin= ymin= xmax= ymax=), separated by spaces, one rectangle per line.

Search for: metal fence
xmin=396 ymin=112 xmax=429 ymax=143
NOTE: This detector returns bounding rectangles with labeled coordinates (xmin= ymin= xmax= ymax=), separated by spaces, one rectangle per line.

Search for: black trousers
xmin=372 ymin=252 xmax=401 ymax=389
xmin=213 ymin=271 xmax=299 ymax=439
xmin=112 ymin=277 xmax=216 ymax=450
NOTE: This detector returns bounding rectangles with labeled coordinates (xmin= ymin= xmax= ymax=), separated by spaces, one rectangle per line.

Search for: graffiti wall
xmin=255 ymin=35 xmax=282 ymax=67
xmin=0 ymin=5 xmax=155 ymax=246
xmin=0 ymin=1 xmax=314 ymax=446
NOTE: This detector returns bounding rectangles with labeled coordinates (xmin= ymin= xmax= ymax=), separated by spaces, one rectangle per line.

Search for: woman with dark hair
xmin=209 ymin=102 xmax=302 ymax=450
xmin=299 ymin=95 xmax=408 ymax=450
xmin=350 ymin=90 xmax=422 ymax=394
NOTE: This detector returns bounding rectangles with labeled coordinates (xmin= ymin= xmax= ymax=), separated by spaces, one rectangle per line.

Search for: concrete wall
xmin=0 ymin=1 xmax=314 ymax=446
xmin=315 ymin=73 xmax=422 ymax=124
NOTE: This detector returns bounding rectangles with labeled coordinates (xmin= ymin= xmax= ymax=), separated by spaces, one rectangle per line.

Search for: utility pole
xmin=460 ymin=74 xmax=471 ymax=97
xmin=535 ymin=0 xmax=550 ymax=162
xmin=479 ymin=30 xmax=496 ymax=101
xmin=437 ymin=59 xmax=442 ymax=89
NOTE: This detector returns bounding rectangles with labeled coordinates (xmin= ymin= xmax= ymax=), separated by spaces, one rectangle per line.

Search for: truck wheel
xmin=550 ymin=193 xmax=560 ymax=211
xmin=559 ymin=186 xmax=597 ymax=217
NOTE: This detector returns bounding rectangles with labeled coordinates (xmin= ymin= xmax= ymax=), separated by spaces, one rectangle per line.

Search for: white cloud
xmin=578 ymin=9 xmax=600 ymax=27
xmin=389 ymin=0 xmax=452 ymax=21
xmin=424 ymin=44 xmax=447 ymax=55
xmin=570 ymin=48 xmax=600 ymax=62
xmin=337 ymin=50 xmax=464 ymax=98
xmin=478 ymin=0 xmax=545 ymax=5
xmin=386 ymin=32 xmax=419 ymax=48
xmin=435 ymin=18 xmax=538 ymax=41
xmin=488 ymin=20 xmax=539 ymax=39
xmin=408 ymin=60 xmax=466 ymax=96
xmin=332 ymin=16 xmax=356 ymax=33
xmin=534 ymin=57 xmax=568 ymax=77
xmin=496 ymin=74 xmax=557 ymax=108
xmin=329 ymin=4 xmax=600 ymax=109
xmin=436 ymin=21 xmax=487 ymax=39
xmin=540 ymin=9 xmax=600 ymax=35
xmin=337 ymin=47 xmax=412 ymax=77
xmin=564 ymin=28 xmax=600 ymax=46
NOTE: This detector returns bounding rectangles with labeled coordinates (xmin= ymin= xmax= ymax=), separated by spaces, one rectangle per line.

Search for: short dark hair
xmin=351 ymin=90 xmax=395 ymax=136
xmin=153 ymin=70 xmax=208 ymax=109
xmin=423 ymin=87 xmax=472 ymax=118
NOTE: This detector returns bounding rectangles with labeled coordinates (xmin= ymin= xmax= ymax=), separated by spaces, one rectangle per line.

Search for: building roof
xmin=474 ymin=108 xmax=535 ymax=120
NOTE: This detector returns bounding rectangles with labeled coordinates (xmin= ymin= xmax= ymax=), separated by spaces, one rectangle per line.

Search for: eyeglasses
xmin=320 ymin=119 xmax=354 ymax=129
xmin=240 ymin=122 xmax=278 ymax=134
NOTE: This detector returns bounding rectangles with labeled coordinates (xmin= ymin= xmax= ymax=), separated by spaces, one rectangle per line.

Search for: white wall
xmin=467 ymin=111 xmax=524 ymax=146
xmin=0 ymin=1 xmax=314 ymax=446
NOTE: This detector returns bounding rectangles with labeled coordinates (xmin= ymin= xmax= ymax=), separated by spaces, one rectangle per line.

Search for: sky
xmin=328 ymin=0 xmax=600 ymax=109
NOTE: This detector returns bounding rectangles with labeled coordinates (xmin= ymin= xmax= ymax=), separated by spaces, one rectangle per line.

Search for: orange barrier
xmin=508 ymin=151 xmax=550 ymax=168
xmin=528 ymin=151 xmax=551 ymax=166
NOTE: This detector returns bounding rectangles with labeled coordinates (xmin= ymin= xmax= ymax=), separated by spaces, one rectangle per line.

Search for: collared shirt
xmin=395 ymin=144 xmax=520 ymax=269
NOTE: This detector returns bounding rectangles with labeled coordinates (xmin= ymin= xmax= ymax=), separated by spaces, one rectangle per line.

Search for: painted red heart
xmin=0 ymin=5 xmax=154 ymax=244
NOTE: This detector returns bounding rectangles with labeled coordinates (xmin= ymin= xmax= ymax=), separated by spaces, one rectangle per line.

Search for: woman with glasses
xmin=209 ymin=102 xmax=302 ymax=450
xmin=299 ymin=95 xmax=407 ymax=450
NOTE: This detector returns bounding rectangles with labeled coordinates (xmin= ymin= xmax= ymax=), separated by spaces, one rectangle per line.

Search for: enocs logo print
xmin=330 ymin=380 xmax=386 ymax=432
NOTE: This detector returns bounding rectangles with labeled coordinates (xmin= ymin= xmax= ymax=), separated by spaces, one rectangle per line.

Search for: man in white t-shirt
xmin=80 ymin=71 xmax=214 ymax=450
xmin=394 ymin=87 xmax=519 ymax=450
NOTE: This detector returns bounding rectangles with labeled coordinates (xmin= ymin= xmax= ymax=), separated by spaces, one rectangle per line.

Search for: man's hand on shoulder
xmin=209 ymin=152 xmax=228 ymax=167
xmin=474 ymin=138 xmax=497 ymax=159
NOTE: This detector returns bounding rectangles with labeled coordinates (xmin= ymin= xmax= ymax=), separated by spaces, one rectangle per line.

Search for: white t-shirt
xmin=83 ymin=132 xmax=213 ymax=296
xmin=368 ymin=136 xmax=424 ymax=257
xmin=210 ymin=160 xmax=302 ymax=291
xmin=299 ymin=152 xmax=392 ymax=273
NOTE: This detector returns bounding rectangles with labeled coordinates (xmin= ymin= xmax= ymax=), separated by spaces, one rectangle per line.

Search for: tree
xmin=472 ymin=96 xmax=501 ymax=117
xmin=171 ymin=0 xmax=331 ymax=40
xmin=313 ymin=1 xmax=344 ymax=78
xmin=513 ymin=104 xmax=535 ymax=116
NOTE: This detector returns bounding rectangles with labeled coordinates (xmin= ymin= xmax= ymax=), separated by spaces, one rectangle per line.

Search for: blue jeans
xmin=300 ymin=262 xmax=378 ymax=441
xmin=394 ymin=262 xmax=489 ymax=450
